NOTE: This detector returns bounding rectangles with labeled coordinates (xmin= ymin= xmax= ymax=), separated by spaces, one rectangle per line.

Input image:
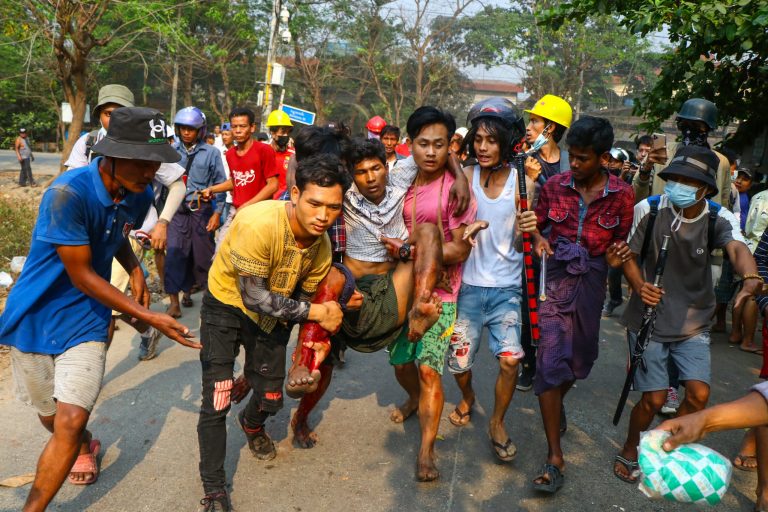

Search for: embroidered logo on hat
xmin=148 ymin=119 xmax=166 ymax=141
xmin=90 ymin=107 xmax=180 ymax=163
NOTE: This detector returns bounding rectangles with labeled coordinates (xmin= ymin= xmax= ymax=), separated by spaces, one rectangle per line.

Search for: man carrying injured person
xmin=196 ymin=154 xmax=351 ymax=512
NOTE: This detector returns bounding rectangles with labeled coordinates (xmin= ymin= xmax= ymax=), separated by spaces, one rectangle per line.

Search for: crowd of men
xmin=3 ymin=83 xmax=768 ymax=512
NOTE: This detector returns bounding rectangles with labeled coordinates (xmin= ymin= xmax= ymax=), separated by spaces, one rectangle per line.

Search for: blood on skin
xmin=296 ymin=266 xmax=346 ymax=372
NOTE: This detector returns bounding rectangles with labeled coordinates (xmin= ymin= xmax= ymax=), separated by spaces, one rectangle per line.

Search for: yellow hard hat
xmin=524 ymin=94 xmax=573 ymax=129
xmin=266 ymin=110 xmax=293 ymax=128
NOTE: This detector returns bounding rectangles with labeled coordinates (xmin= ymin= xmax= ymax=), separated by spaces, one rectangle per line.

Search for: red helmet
xmin=366 ymin=115 xmax=387 ymax=134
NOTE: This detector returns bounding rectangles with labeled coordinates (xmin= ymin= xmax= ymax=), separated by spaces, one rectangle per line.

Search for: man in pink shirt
xmin=385 ymin=106 xmax=476 ymax=482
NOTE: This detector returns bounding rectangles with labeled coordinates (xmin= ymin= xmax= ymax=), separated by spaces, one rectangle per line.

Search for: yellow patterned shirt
xmin=208 ymin=200 xmax=332 ymax=332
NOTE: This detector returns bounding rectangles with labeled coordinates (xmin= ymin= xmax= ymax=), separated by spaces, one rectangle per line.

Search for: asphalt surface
xmin=0 ymin=149 xmax=62 ymax=176
xmin=0 ymin=294 xmax=764 ymax=511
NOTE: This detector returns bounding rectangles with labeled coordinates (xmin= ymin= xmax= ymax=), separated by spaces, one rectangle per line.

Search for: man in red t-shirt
xmin=265 ymin=109 xmax=295 ymax=199
xmin=202 ymin=107 xmax=279 ymax=242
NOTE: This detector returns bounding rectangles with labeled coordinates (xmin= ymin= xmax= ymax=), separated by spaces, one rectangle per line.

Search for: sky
xmin=385 ymin=0 xmax=670 ymax=87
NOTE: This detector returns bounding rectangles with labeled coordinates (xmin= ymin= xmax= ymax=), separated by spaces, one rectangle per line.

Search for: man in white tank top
xmin=445 ymin=98 xmax=534 ymax=463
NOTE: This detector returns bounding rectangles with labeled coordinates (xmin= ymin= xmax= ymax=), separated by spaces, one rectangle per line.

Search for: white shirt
xmin=344 ymin=156 xmax=418 ymax=262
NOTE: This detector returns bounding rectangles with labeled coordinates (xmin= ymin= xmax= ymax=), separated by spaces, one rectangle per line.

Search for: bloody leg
xmin=285 ymin=265 xmax=347 ymax=398
xmin=231 ymin=265 xmax=348 ymax=404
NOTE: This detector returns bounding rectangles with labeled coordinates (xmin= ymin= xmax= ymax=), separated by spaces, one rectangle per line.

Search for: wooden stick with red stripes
xmin=513 ymin=151 xmax=540 ymax=346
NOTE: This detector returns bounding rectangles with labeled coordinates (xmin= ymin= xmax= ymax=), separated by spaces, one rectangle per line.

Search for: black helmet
xmin=466 ymin=97 xmax=525 ymax=141
xmin=676 ymin=98 xmax=718 ymax=131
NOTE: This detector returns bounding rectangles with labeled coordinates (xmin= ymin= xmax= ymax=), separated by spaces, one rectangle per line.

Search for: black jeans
xmin=18 ymin=158 xmax=34 ymax=186
xmin=197 ymin=292 xmax=291 ymax=493
xmin=607 ymin=267 xmax=623 ymax=304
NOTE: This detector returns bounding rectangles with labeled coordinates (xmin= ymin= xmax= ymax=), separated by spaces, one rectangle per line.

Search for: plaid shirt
xmin=534 ymin=171 xmax=634 ymax=257
xmin=327 ymin=215 xmax=346 ymax=255
xmin=279 ymin=189 xmax=345 ymax=254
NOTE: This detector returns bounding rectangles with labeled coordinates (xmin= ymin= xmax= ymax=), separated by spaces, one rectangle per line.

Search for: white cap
xmin=455 ymin=127 xmax=468 ymax=139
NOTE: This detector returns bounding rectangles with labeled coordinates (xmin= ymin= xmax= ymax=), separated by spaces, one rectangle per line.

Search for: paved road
xmin=0 ymin=296 xmax=762 ymax=511
xmin=0 ymin=149 xmax=62 ymax=176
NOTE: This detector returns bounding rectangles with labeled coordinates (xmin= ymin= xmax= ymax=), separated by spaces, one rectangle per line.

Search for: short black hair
xmin=380 ymin=125 xmax=401 ymax=139
xmin=205 ymin=133 xmax=215 ymax=141
xmin=229 ymin=107 xmax=255 ymax=125
xmin=551 ymin=124 xmax=567 ymax=143
xmin=566 ymin=116 xmax=613 ymax=156
xmin=635 ymin=134 xmax=653 ymax=148
xmin=719 ymin=146 xmax=739 ymax=166
xmin=406 ymin=106 xmax=456 ymax=140
xmin=462 ymin=117 xmax=516 ymax=163
xmin=345 ymin=137 xmax=387 ymax=169
xmin=295 ymin=153 xmax=351 ymax=193
xmin=294 ymin=124 xmax=350 ymax=162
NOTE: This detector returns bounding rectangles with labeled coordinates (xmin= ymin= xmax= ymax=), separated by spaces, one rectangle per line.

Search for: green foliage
xmin=0 ymin=0 xmax=482 ymax=139
xmin=0 ymin=196 xmax=36 ymax=269
xmin=445 ymin=2 xmax=662 ymax=115
xmin=544 ymin=0 xmax=768 ymax=142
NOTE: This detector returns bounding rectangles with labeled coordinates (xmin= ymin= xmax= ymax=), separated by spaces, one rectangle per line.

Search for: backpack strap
xmin=84 ymin=129 xmax=100 ymax=162
xmin=639 ymin=195 xmax=661 ymax=265
xmin=707 ymin=200 xmax=721 ymax=254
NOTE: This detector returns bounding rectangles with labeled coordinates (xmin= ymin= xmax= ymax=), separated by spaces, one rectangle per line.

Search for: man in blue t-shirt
xmin=0 ymin=107 xmax=201 ymax=512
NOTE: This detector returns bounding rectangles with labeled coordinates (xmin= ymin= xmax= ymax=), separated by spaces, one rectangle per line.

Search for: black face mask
xmin=276 ymin=135 xmax=290 ymax=151
xmin=680 ymin=127 xmax=709 ymax=148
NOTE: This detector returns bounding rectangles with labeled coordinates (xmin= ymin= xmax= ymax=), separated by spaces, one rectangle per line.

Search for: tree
xmin=445 ymin=2 xmax=660 ymax=118
xmin=12 ymin=1 xmax=185 ymax=170
xmin=544 ymin=0 xmax=768 ymax=142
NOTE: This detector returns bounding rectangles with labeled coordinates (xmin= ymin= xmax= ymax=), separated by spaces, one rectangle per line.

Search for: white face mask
xmin=532 ymin=132 xmax=548 ymax=150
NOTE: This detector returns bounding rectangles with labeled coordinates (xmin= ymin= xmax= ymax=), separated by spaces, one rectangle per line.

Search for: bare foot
xmin=407 ymin=292 xmax=442 ymax=341
xmin=286 ymin=363 xmax=321 ymax=399
xmin=729 ymin=330 xmax=743 ymax=344
xmin=166 ymin=304 xmax=181 ymax=319
xmin=231 ymin=374 xmax=252 ymax=404
xmin=291 ymin=413 xmax=318 ymax=448
xmin=416 ymin=451 xmax=439 ymax=482
xmin=390 ymin=398 xmax=418 ymax=423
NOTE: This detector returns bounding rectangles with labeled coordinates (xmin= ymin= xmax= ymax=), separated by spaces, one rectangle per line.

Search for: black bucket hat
xmin=658 ymin=145 xmax=719 ymax=195
xmin=91 ymin=107 xmax=180 ymax=163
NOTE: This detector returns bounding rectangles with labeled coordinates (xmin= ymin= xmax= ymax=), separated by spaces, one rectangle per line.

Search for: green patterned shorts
xmin=387 ymin=302 xmax=456 ymax=375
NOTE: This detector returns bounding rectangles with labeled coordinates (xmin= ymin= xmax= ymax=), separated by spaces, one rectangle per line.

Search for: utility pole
xmin=261 ymin=0 xmax=282 ymax=131
xmin=261 ymin=0 xmax=291 ymax=131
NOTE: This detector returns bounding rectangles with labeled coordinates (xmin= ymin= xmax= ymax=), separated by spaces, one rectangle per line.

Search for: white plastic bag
xmin=0 ymin=272 xmax=13 ymax=287
xmin=10 ymin=256 xmax=26 ymax=274
xmin=638 ymin=429 xmax=732 ymax=506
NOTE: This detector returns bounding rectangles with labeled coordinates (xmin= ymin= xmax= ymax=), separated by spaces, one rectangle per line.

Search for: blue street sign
xmin=280 ymin=104 xmax=316 ymax=125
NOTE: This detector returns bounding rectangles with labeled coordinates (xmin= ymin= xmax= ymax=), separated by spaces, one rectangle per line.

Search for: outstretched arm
xmin=56 ymin=244 xmax=198 ymax=348
xmin=658 ymin=391 xmax=768 ymax=451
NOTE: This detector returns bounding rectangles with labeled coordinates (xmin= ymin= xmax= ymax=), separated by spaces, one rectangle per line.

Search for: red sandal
xmin=68 ymin=439 xmax=101 ymax=485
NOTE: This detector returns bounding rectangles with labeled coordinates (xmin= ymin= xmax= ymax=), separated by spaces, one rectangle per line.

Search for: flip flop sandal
xmin=613 ymin=454 xmax=641 ymax=484
xmin=491 ymin=438 xmax=517 ymax=462
xmin=733 ymin=453 xmax=759 ymax=472
xmin=448 ymin=406 xmax=471 ymax=427
xmin=532 ymin=463 xmax=564 ymax=493
xmin=68 ymin=439 xmax=101 ymax=485
xmin=181 ymin=295 xmax=194 ymax=308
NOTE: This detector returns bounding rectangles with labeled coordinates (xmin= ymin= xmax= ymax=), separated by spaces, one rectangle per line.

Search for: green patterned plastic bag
xmin=637 ymin=429 xmax=732 ymax=505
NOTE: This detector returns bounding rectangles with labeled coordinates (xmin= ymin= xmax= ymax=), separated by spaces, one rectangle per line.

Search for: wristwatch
xmin=398 ymin=242 xmax=412 ymax=262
